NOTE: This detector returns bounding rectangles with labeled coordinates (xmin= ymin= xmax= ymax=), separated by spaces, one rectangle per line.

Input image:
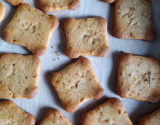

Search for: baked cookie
xmin=117 ymin=53 xmax=160 ymax=103
xmin=40 ymin=108 xmax=73 ymax=125
xmin=39 ymin=0 xmax=81 ymax=13
xmin=81 ymin=98 xmax=133 ymax=125
xmin=0 ymin=53 xmax=41 ymax=99
xmin=139 ymin=108 xmax=160 ymax=125
xmin=51 ymin=57 xmax=105 ymax=113
xmin=0 ymin=100 xmax=35 ymax=125
xmin=0 ymin=1 xmax=5 ymax=23
xmin=64 ymin=17 xmax=109 ymax=58
xmin=3 ymin=3 xmax=59 ymax=56
xmin=5 ymin=0 xmax=25 ymax=6
xmin=113 ymin=0 xmax=156 ymax=41
xmin=103 ymin=0 xmax=115 ymax=3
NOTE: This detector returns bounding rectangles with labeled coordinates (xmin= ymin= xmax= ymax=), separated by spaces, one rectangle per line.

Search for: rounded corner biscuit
xmin=0 ymin=1 xmax=5 ymax=23
xmin=5 ymin=0 xmax=25 ymax=6
xmin=103 ymin=0 xmax=115 ymax=3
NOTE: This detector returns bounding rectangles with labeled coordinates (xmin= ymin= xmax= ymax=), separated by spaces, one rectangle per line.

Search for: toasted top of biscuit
xmin=3 ymin=3 xmax=59 ymax=56
xmin=0 ymin=53 xmax=41 ymax=99
xmin=40 ymin=108 xmax=73 ymax=125
xmin=81 ymin=98 xmax=133 ymax=125
xmin=117 ymin=53 xmax=160 ymax=103
xmin=51 ymin=57 xmax=105 ymax=113
xmin=0 ymin=100 xmax=35 ymax=125
xmin=39 ymin=0 xmax=81 ymax=13
xmin=5 ymin=0 xmax=25 ymax=6
xmin=0 ymin=1 xmax=5 ymax=23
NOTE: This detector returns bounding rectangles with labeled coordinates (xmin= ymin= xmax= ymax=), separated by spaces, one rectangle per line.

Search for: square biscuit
xmin=117 ymin=53 xmax=160 ymax=103
xmin=81 ymin=98 xmax=133 ymax=125
xmin=103 ymin=0 xmax=115 ymax=3
xmin=0 ymin=53 xmax=41 ymax=99
xmin=63 ymin=17 xmax=109 ymax=58
xmin=139 ymin=108 xmax=160 ymax=125
xmin=0 ymin=1 xmax=5 ymax=23
xmin=0 ymin=100 xmax=35 ymax=125
xmin=39 ymin=0 xmax=81 ymax=13
xmin=51 ymin=57 xmax=105 ymax=113
xmin=113 ymin=0 xmax=156 ymax=41
xmin=5 ymin=0 xmax=25 ymax=6
xmin=40 ymin=108 xmax=73 ymax=125
xmin=3 ymin=3 xmax=59 ymax=56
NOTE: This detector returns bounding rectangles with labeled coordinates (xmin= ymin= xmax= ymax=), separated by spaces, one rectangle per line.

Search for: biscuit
xmin=3 ymin=3 xmax=59 ymax=56
xmin=113 ymin=0 xmax=156 ymax=41
xmin=139 ymin=108 xmax=160 ymax=125
xmin=0 ymin=53 xmax=41 ymax=99
xmin=39 ymin=0 xmax=81 ymax=13
xmin=40 ymin=108 xmax=73 ymax=125
xmin=5 ymin=0 xmax=25 ymax=6
xmin=0 ymin=100 xmax=35 ymax=125
xmin=81 ymin=98 xmax=133 ymax=125
xmin=103 ymin=0 xmax=115 ymax=3
xmin=63 ymin=17 xmax=109 ymax=58
xmin=51 ymin=57 xmax=105 ymax=113
xmin=0 ymin=1 xmax=5 ymax=23
xmin=117 ymin=53 xmax=160 ymax=103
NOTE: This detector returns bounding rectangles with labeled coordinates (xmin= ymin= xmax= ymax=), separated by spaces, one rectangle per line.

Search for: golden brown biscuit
xmin=5 ymin=0 xmax=25 ymax=6
xmin=3 ymin=3 xmax=59 ymax=56
xmin=113 ymin=0 xmax=156 ymax=41
xmin=64 ymin=17 xmax=109 ymax=58
xmin=139 ymin=108 xmax=160 ymax=125
xmin=0 ymin=1 xmax=5 ymax=23
xmin=0 ymin=100 xmax=35 ymax=125
xmin=39 ymin=0 xmax=81 ymax=13
xmin=117 ymin=53 xmax=160 ymax=103
xmin=103 ymin=0 xmax=115 ymax=3
xmin=0 ymin=53 xmax=41 ymax=99
xmin=51 ymin=57 xmax=105 ymax=113
xmin=81 ymin=98 xmax=133 ymax=125
xmin=40 ymin=108 xmax=73 ymax=125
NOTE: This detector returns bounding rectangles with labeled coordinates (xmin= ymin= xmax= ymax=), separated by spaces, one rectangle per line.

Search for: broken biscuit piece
xmin=81 ymin=98 xmax=133 ymax=125
xmin=40 ymin=108 xmax=73 ymax=125
xmin=117 ymin=53 xmax=160 ymax=103
xmin=5 ymin=0 xmax=25 ymax=6
xmin=51 ymin=57 xmax=105 ymax=113
xmin=3 ymin=3 xmax=59 ymax=56
xmin=64 ymin=17 xmax=109 ymax=58
xmin=0 ymin=53 xmax=41 ymax=99
xmin=0 ymin=1 xmax=5 ymax=23
xmin=113 ymin=0 xmax=156 ymax=41
xmin=0 ymin=100 xmax=35 ymax=125
xmin=39 ymin=0 xmax=81 ymax=13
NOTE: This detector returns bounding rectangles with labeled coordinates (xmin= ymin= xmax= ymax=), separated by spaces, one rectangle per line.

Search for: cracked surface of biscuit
xmin=0 ymin=100 xmax=35 ymax=125
xmin=64 ymin=17 xmax=109 ymax=58
xmin=0 ymin=1 xmax=5 ymax=23
xmin=0 ymin=53 xmax=41 ymax=99
xmin=113 ymin=0 xmax=156 ymax=41
xmin=40 ymin=108 xmax=73 ymax=125
xmin=117 ymin=53 xmax=160 ymax=103
xmin=3 ymin=3 xmax=59 ymax=56
xmin=81 ymin=98 xmax=133 ymax=125
xmin=139 ymin=108 xmax=160 ymax=125
xmin=39 ymin=0 xmax=81 ymax=13
xmin=51 ymin=57 xmax=105 ymax=113
xmin=5 ymin=0 xmax=25 ymax=6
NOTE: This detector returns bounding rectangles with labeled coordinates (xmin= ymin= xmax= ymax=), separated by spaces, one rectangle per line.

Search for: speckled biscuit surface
xmin=51 ymin=57 xmax=105 ymax=113
xmin=0 ymin=100 xmax=35 ymax=125
xmin=103 ymin=0 xmax=115 ymax=3
xmin=117 ymin=53 xmax=160 ymax=103
xmin=5 ymin=0 xmax=25 ymax=6
xmin=113 ymin=0 xmax=156 ymax=41
xmin=0 ymin=53 xmax=41 ymax=99
xmin=39 ymin=0 xmax=81 ymax=13
xmin=139 ymin=108 xmax=160 ymax=125
xmin=64 ymin=17 xmax=109 ymax=58
xmin=40 ymin=108 xmax=74 ymax=125
xmin=3 ymin=3 xmax=59 ymax=56
xmin=0 ymin=1 xmax=5 ymax=23
xmin=81 ymin=98 xmax=133 ymax=125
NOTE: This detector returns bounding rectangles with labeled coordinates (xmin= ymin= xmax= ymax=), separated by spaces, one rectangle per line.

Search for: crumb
xmin=97 ymin=64 xmax=100 ymax=67
xmin=56 ymin=52 xmax=60 ymax=56
xmin=54 ymin=58 xmax=57 ymax=61
xmin=57 ymin=58 xmax=60 ymax=60
xmin=51 ymin=45 xmax=54 ymax=49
